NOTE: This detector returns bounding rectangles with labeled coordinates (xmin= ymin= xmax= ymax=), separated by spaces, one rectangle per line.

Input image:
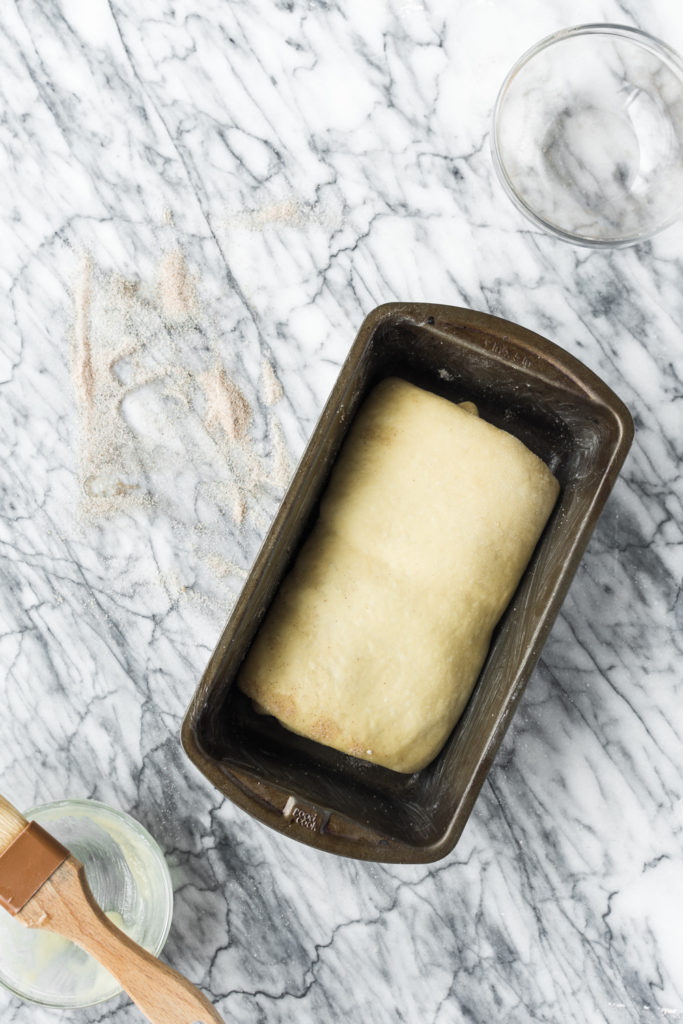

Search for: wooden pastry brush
xmin=0 ymin=794 xmax=223 ymax=1024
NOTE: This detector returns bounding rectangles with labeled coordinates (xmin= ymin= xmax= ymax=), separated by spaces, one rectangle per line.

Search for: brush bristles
xmin=0 ymin=795 xmax=28 ymax=853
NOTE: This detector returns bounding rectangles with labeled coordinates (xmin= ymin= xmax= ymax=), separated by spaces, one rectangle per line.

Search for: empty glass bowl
xmin=492 ymin=24 xmax=683 ymax=246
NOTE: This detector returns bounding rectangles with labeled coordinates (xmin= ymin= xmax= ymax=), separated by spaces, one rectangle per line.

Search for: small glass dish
xmin=0 ymin=799 xmax=173 ymax=1009
xmin=492 ymin=24 xmax=683 ymax=246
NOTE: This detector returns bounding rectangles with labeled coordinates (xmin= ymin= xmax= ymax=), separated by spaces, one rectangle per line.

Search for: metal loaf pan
xmin=182 ymin=303 xmax=634 ymax=863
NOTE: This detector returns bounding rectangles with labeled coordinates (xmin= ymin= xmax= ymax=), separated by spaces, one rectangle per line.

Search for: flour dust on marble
xmin=70 ymin=246 xmax=290 ymax=601
xmin=223 ymin=194 xmax=343 ymax=233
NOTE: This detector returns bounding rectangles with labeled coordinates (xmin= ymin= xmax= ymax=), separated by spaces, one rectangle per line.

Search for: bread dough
xmin=238 ymin=377 xmax=559 ymax=773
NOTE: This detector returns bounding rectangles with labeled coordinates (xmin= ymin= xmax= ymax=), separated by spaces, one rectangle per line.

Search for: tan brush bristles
xmin=0 ymin=795 xmax=28 ymax=853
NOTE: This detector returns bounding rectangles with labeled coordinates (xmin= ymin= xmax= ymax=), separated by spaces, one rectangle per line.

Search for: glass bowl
xmin=0 ymin=799 xmax=174 ymax=1009
xmin=492 ymin=24 xmax=683 ymax=246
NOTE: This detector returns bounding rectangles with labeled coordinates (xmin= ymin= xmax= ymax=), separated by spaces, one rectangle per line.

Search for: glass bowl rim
xmin=0 ymin=798 xmax=174 ymax=1009
xmin=491 ymin=22 xmax=683 ymax=247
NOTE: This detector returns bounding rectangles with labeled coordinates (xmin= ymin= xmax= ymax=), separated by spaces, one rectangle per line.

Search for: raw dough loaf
xmin=238 ymin=377 xmax=559 ymax=773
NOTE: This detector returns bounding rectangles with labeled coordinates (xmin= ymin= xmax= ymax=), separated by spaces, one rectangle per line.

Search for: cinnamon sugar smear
xmin=69 ymin=246 xmax=291 ymax=590
xmin=201 ymin=362 xmax=252 ymax=441
xmin=157 ymin=247 xmax=198 ymax=321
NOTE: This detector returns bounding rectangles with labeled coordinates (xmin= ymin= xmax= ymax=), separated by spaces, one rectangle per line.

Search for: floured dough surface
xmin=238 ymin=377 xmax=559 ymax=773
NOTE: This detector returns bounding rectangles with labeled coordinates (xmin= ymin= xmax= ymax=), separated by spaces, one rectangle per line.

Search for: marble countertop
xmin=2 ymin=0 xmax=682 ymax=1021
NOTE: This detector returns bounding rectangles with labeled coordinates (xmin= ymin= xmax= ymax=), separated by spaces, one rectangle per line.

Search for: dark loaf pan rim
xmin=182 ymin=302 xmax=634 ymax=863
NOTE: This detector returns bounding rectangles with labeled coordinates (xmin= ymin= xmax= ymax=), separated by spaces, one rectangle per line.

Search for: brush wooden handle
xmin=18 ymin=856 xmax=223 ymax=1024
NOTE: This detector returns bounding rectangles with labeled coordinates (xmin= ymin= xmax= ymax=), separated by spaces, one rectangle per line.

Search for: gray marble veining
xmin=1 ymin=0 xmax=682 ymax=1021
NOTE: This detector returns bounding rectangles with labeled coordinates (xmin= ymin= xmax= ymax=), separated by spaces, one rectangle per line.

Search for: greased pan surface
xmin=182 ymin=303 xmax=634 ymax=863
